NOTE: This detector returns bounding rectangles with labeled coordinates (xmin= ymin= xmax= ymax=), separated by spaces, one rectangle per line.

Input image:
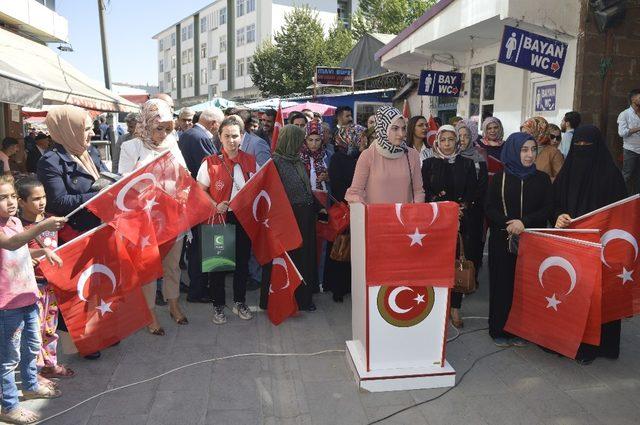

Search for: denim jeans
xmin=0 ymin=304 xmax=41 ymax=411
xmin=622 ymin=148 xmax=640 ymax=194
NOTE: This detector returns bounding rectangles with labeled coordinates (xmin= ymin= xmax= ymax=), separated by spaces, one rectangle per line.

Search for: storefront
xmin=375 ymin=0 xmax=580 ymax=134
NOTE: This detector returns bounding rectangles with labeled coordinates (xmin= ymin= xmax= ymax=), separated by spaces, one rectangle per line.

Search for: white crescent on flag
xmin=600 ymin=229 xmax=639 ymax=268
xmin=269 ymin=257 xmax=290 ymax=294
xmin=538 ymin=256 xmax=577 ymax=295
xmin=77 ymin=264 xmax=117 ymax=302
xmin=252 ymin=190 xmax=272 ymax=227
xmin=115 ymin=173 xmax=158 ymax=212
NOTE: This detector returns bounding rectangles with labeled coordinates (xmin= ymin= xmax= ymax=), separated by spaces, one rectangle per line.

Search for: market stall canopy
xmin=0 ymin=27 xmax=139 ymax=112
xmin=282 ymin=102 xmax=336 ymax=119
xmin=178 ymin=97 xmax=237 ymax=115
xmin=243 ymin=98 xmax=299 ymax=110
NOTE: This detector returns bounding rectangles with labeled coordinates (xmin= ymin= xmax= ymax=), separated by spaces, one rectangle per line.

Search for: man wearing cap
xmin=177 ymin=107 xmax=195 ymax=138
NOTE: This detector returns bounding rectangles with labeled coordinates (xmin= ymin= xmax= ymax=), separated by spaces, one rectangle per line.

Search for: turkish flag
xmin=229 ymin=160 xmax=302 ymax=265
xmin=402 ymin=99 xmax=411 ymax=119
xmin=86 ymin=151 xmax=214 ymax=245
xmin=505 ymin=232 xmax=601 ymax=359
xmin=271 ymin=101 xmax=285 ymax=151
xmin=366 ymin=202 xmax=459 ymax=287
xmin=39 ymin=224 xmax=152 ymax=355
xmin=268 ymin=252 xmax=303 ymax=325
xmin=569 ymin=194 xmax=640 ymax=322
xmin=486 ymin=155 xmax=504 ymax=176
xmin=426 ymin=115 xmax=439 ymax=147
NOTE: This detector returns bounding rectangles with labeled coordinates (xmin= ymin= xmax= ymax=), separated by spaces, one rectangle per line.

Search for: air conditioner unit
xmin=589 ymin=0 xmax=626 ymax=32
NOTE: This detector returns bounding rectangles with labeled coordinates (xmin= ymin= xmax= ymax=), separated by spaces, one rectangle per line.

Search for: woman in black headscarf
xmin=486 ymin=132 xmax=553 ymax=347
xmin=553 ymin=124 xmax=627 ymax=364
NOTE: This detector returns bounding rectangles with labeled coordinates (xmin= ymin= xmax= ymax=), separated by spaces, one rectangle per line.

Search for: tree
xmin=325 ymin=19 xmax=356 ymax=66
xmin=250 ymin=7 xmax=326 ymax=96
xmin=351 ymin=0 xmax=436 ymax=39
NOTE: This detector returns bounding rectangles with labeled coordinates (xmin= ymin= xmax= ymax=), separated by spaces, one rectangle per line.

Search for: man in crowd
xmin=334 ymin=105 xmax=354 ymax=131
xmin=560 ymin=111 xmax=581 ymax=158
xmin=0 ymin=137 xmax=18 ymax=174
xmin=301 ymin=108 xmax=315 ymax=122
xmin=98 ymin=117 xmax=109 ymax=140
xmin=231 ymin=109 xmax=271 ymax=166
xmin=177 ymin=107 xmax=195 ymax=137
xmin=113 ymin=112 xmax=140 ymax=173
xmin=26 ymin=133 xmax=51 ymax=173
xmin=288 ymin=111 xmax=308 ymax=128
xmin=256 ymin=109 xmax=276 ymax=146
xmin=618 ymin=88 xmax=640 ymax=194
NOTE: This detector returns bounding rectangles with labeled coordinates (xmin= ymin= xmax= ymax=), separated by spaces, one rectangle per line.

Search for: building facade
xmin=153 ymin=0 xmax=358 ymax=107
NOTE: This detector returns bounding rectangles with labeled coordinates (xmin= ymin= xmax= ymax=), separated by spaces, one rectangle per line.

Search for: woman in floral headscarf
xmin=300 ymin=121 xmax=330 ymax=191
xmin=522 ymin=117 xmax=564 ymax=181
xmin=346 ymin=106 xmax=424 ymax=204
xmin=119 ymin=99 xmax=189 ymax=334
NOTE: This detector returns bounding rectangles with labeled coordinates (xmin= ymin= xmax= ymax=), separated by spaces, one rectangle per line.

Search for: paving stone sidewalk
xmin=18 ymin=265 xmax=640 ymax=425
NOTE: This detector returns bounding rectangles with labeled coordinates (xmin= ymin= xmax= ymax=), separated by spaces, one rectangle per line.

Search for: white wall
xmin=0 ymin=0 xmax=69 ymax=42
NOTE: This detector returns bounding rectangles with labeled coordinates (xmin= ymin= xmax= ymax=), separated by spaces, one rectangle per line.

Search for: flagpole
xmin=570 ymin=193 xmax=640 ymax=224
xmin=63 ymin=150 xmax=173 ymax=220
xmin=525 ymin=230 xmax=602 ymax=248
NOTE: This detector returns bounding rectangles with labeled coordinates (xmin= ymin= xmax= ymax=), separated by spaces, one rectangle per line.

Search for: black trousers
xmin=488 ymin=229 xmax=517 ymax=339
xmin=208 ymin=213 xmax=251 ymax=307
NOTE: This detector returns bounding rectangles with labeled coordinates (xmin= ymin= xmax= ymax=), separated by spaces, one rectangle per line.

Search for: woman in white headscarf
xmin=421 ymin=125 xmax=479 ymax=328
xmin=345 ymin=106 xmax=424 ymax=204
xmin=119 ymin=99 xmax=189 ymax=335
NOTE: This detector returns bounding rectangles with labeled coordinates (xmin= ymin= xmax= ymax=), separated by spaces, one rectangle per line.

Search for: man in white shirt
xmin=560 ymin=111 xmax=581 ymax=158
xmin=617 ymin=88 xmax=640 ymax=194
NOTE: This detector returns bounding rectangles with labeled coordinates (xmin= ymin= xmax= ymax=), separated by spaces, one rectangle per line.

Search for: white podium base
xmin=345 ymin=341 xmax=455 ymax=392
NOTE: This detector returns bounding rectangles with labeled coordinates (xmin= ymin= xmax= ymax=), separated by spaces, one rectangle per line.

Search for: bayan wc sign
xmin=498 ymin=25 xmax=568 ymax=78
xmin=418 ymin=70 xmax=463 ymax=97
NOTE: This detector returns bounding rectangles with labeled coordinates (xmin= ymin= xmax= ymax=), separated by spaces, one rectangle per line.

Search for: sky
xmin=55 ymin=0 xmax=212 ymax=87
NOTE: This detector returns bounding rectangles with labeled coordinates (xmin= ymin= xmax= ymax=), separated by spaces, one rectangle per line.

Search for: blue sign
xmin=534 ymin=84 xmax=557 ymax=112
xmin=498 ymin=25 xmax=568 ymax=78
xmin=418 ymin=70 xmax=463 ymax=97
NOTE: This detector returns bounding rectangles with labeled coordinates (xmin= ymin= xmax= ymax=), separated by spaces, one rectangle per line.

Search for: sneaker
xmin=233 ymin=302 xmax=254 ymax=320
xmin=493 ymin=337 xmax=511 ymax=347
xmin=510 ymin=337 xmax=528 ymax=347
xmin=212 ymin=306 xmax=227 ymax=325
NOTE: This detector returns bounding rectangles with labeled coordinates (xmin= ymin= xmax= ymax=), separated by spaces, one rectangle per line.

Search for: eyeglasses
xmin=550 ymin=134 xmax=562 ymax=141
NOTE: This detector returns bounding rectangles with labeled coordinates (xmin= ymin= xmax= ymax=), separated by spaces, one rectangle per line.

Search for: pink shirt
xmin=346 ymin=144 xmax=425 ymax=204
xmin=0 ymin=217 xmax=38 ymax=310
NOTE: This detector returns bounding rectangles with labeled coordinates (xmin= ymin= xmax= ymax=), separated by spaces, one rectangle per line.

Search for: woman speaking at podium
xmin=345 ymin=106 xmax=424 ymax=204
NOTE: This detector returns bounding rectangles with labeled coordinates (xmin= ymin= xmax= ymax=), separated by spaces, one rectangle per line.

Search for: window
xmin=219 ymin=7 xmax=226 ymax=25
xmin=247 ymin=0 xmax=255 ymax=13
xmin=201 ymin=68 xmax=208 ymax=85
xmin=220 ymin=64 xmax=227 ymax=81
xmin=208 ymin=56 xmax=217 ymax=72
xmin=236 ymin=0 xmax=245 ymax=17
xmin=170 ymin=33 xmax=176 ymax=46
xmin=182 ymin=72 xmax=193 ymax=88
xmin=164 ymin=72 xmax=171 ymax=83
xmin=236 ymin=28 xmax=245 ymax=47
xmin=158 ymin=39 xmax=164 ymax=51
xmin=159 ymin=59 xmax=164 ymax=73
xmin=188 ymin=48 xmax=193 ymax=63
xmin=188 ymin=23 xmax=193 ymax=39
xmin=159 ymin=82 xmax=164 ymax=93
xmin=182 ymin=74 xmax=187 ymax=88
xmin=171 ymin=54 xmax=176 ymax=69
xmin=181 ymin=27 xmax=187 ymax=41
xmin=211 ymin=12 xmax=218 ymax=30
xmin=220 ymin=35 xmax=227 ymax=52
xmin=246 ymin=56 xmax=253 ymax=75
xmin=209 ymin=84 xmax=218 ymax=98
xmin=200 ymin=16 xmax=207 ymax=33
xmin=236 ymin=58 xmax=245 ymax=77
xmin=200 ymin=43 xmax=207 ymax=59
xmin=469 ymin=63 xmax=496 ymax=121
xmin=181 ymin=50 xmax=188 ymax=64
xmin=172 ymin=76 xmax=177 ymax=90
xmin=246 ymin=24 xmax=255 ymax=43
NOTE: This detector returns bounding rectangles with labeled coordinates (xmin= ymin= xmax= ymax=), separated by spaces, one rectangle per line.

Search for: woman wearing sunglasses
xmin=522 ymin=117 xmax=564 ymax=182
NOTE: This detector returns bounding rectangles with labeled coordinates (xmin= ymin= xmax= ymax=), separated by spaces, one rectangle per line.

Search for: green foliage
xmin=351 ymin=0 xmax=436 ymax=39
xmin=326 ymin=18 xmax=356 ymax=66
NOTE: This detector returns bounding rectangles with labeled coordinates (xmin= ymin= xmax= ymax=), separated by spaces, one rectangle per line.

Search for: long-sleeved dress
xmin=485 ymin=170 xmax=553 ymax=339
xmin=422 ymin=155 xmax=478 ymax=309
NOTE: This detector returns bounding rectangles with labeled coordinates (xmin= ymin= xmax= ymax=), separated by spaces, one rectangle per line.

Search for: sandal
xmin=170 ymin=312 xmax=189 ymax=325
xmin=147 ymin=326 xmax=165 ymax=336
xmin=37 ymin=374 xmax=59 ymax=390
xmin=22 ymin=385 xmax=62 ymax=400
xmin=40 ymin=364 xmax=75 ymax=379
xmin=0 ymin=406 xmax=40 ymax=424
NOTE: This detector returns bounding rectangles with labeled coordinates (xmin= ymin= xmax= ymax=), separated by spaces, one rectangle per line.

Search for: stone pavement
xmin=18 ymin=265 xmax=640 ymax=425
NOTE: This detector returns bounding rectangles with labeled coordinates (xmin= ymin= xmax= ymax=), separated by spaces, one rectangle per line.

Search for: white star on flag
xmin=545 ymin=293 xmax=561 ymax=311
xmin=262 ymin=218 xmax=270 ymax=228
xmin=96 ymin=299 xmax=113 ymax=317
xmin=139 ymin=235 xmax=151 ymax=249
xmin=143 ymin=197 xmax=158 ymax=212
xmin=414 ymin=294 xmax=425 ymax=304
xmin=407 ymin=228 xmax=426 ymax=247
xmin=617 ymin=267 xmax=634 ymax=285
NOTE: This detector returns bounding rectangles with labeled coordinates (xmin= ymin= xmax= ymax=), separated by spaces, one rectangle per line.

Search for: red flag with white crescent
xmin=229 ymin=160 xmax=302 ymax=264
xmin=402 ymin=99 xmax=410 ymax=119
xmin=365 ymin=202 xmax=459 ymax=287
xmin=426 ymin=115 xmax=439 ymax=147
xmin=569 ymin=194 xmax=640 ymax=322
xmin=39 ymin=225 xmax=152 ymax=355
xmin=271 ymin=101 xmax=285 ymax=151
xmin=505 ymin=232 xmax=601 ymax=358
xmin=268 ymin=252 xmax=302 ymax=325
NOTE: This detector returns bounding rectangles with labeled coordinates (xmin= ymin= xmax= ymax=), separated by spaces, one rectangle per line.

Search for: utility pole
xmin=97 ymin=0 xmax=115 ymax=168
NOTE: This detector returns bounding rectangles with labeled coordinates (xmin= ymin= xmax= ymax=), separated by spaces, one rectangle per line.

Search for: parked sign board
xmin=315 ymin=67 xmax=354 ymax=88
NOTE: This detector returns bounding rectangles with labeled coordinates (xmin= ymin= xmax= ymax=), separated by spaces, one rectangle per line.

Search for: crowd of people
xmin=1 ymin=87 xmax=639 ymax=423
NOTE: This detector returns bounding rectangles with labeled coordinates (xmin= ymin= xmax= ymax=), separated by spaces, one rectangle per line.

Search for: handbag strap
xmin=501 ymin=175 xmax=523 ymax=219
xmin=457 ymin=232 xmax=467 ymax=262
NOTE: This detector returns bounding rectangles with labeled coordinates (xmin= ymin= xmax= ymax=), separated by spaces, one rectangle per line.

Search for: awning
xmin=0 ymin=27 xmax=138 ymax=112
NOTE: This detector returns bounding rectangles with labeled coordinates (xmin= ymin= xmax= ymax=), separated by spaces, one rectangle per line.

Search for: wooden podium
xmin=346 ymin=203 xmax=456 ymax=392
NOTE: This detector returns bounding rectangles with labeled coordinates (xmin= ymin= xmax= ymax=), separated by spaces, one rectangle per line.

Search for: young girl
xmin=17 ymin=177 xmax=75 ymax=383
xmin=0 ymin=175 xmax=66 ymax=425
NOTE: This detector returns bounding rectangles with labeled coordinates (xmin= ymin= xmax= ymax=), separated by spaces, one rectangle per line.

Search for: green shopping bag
xmin=200 ymin=222 xmax=236 ymax=273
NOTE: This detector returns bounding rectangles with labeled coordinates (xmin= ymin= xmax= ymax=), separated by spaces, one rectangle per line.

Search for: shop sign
xmin=315 ymin=67 xmax=353 ymax=88
xmin=418 ymin=70 xmax=463 ymax=97
xmin=498 ymin=25 xmax=568 ymax=79
xmin=534 ymin=83 xmax=557 ymax=112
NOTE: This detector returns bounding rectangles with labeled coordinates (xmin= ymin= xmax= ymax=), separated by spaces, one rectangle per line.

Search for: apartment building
xmin=153 ymin=0 xmax=357 ymax=107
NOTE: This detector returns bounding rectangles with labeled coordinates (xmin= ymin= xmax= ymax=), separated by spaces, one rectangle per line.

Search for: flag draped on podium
xmin=365 ymin=202 xmax=459 ymax=287
xmin=569 ymin=195 xmax=640 ymax=322
xmin=505 ymin=231 xmax=601 ymax=358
